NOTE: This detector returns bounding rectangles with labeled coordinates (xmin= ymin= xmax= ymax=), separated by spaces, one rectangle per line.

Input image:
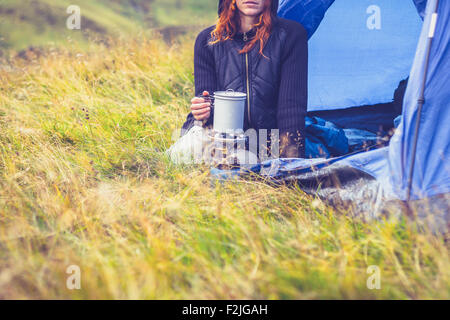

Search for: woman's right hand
xmin=190 ymin=91 xmax=211 ymax=121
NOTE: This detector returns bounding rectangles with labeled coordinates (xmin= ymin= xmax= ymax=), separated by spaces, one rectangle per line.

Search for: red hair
xmin=210 ymin=0 xmax=274 ymax=56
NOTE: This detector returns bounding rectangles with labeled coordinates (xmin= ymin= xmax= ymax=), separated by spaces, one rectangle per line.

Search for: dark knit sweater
xmin=184 ymin=18 xmax=308 ymax=158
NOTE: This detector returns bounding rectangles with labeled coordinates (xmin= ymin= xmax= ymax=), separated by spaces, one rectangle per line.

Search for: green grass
xmin=0 ymin=0 xmax=217 ymax=51
xmin=151 ymin=0 xmax=217 ymax=27
xmin=0 ymin=33 xmax=448 ymax=299
xmin=0 ymin=0 xmax=144 ymax=51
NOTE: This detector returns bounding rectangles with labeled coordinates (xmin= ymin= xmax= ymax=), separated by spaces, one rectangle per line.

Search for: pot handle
xmin=197 ymin=92 xmax=215 ymax=107
xmin=196 ymin=92 xmax=214 ymax=126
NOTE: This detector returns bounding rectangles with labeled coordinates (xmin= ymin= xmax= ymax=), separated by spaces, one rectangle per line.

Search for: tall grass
xmin=0 ymin=34 xmax=448 ymax=299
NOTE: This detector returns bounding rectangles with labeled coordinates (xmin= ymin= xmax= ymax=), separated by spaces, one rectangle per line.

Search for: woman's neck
xmin=239 ymin=14 xmax=257 ymax=33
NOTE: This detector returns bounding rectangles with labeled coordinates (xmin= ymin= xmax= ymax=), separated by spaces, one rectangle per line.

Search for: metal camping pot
xmin=212 ymin=89 xmax=247 ymax=133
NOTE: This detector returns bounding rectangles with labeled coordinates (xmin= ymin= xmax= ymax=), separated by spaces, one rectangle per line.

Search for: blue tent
xmin=214 ymin=0 xmax=449 ymax=222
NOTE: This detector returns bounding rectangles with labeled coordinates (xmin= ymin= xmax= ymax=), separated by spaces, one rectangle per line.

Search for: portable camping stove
xmin=206 ymin=131 xmax=249 ymax=170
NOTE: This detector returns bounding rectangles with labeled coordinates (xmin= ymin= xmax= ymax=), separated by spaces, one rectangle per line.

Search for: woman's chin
xmin=240 ymin=9 xmax=263 ymax=17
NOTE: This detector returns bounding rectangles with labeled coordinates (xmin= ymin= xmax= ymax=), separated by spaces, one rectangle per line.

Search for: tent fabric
xmin=278 ymin=0 xmax=423 ymax=111
xmin=278 ymin=0 xmax=428 ymax=37
xmin=413 ymin=0 xmax=429 ymax=18
xmin=278 ymin=0 xmax=334 ymax=38
xmin=388 ymin=0 xmax=450 ymax=200
xmin=266 ymin=0 xmax=449 ymax=201
xmin=307 ymin=102 xmax=399 ymax=133
xmin=212 ymin=0 xmax=449 ymax=214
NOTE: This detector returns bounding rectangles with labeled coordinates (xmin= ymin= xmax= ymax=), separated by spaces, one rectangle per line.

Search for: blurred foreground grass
xmin=0 ymin=32 xmax=449 ymax=299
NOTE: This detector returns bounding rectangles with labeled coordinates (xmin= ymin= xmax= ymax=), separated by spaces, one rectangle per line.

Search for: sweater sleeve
xmin=277 ymin=23 xmax=308 ymax=158
xmin=181 ymin=28 xmax=218 ymax=135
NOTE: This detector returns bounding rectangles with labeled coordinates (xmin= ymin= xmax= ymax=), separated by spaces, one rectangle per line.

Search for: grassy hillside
xmin=0 ymin=34 xmax=449 ymax=299
xmin=151 ymin=0 xmax=217 ymax=27
xmin=0 ymin=0 xmax=217 ymax=51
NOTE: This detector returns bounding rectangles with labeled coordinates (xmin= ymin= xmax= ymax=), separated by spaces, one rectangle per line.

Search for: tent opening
xmin=279 ymin=0 xmax=423 ymax=159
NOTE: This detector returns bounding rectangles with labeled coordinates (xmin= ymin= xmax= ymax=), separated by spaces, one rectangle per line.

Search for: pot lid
xmin=214 ymin=89 xmax=247 ymax=100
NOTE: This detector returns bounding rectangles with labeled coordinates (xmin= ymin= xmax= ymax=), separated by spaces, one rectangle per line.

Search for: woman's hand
xmin=190 ymin=91 xmax=211 ymax=121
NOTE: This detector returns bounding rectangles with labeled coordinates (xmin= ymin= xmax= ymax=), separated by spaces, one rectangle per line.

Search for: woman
xmin=181 ymin=0 xmax=307 ymax=159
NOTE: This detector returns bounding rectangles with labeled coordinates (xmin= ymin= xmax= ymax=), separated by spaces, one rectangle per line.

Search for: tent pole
xmin=406 ymin=0 xmax=440 ymax=202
